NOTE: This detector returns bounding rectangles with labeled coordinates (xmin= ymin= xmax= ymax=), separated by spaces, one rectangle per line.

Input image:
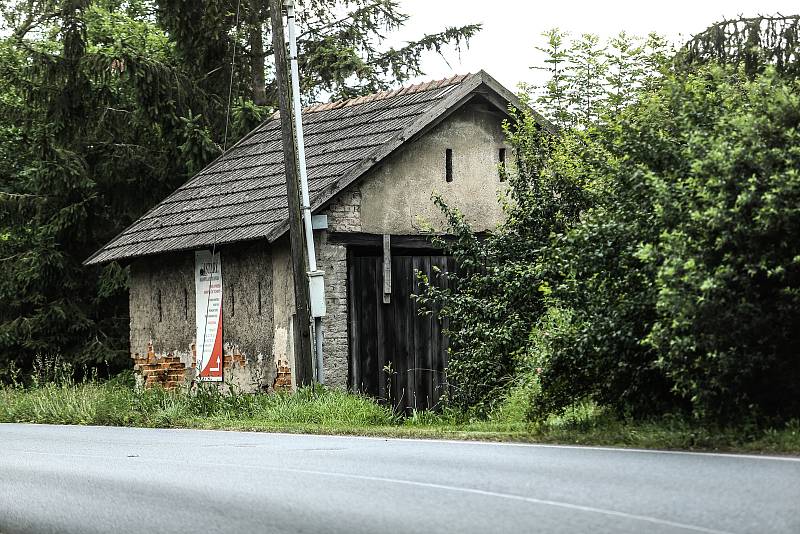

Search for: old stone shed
xmin=85 ymin=71 xmax=552 ymax=409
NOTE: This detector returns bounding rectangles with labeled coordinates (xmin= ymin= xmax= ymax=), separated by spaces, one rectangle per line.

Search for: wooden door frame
xmin=346 ymin=240 xmax=452 ymax=409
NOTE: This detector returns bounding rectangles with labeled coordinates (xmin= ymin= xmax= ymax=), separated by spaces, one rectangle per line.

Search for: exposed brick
xmin=135 ymin=352 xmax=188 ymax=389
xmin=272 ymin=358 xmax=293 ymax=391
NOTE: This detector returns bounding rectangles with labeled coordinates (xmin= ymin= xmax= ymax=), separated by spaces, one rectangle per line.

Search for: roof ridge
xmin=301 ymin=73 xmax=472 ymax=114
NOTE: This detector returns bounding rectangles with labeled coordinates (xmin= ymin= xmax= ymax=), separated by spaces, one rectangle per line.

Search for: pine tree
xmin=528 ymin=28 xmax=570 ymax=128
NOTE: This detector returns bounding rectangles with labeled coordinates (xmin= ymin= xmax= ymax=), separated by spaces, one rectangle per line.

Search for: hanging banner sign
xmin=195 ymin=250 xmax=223 ymax=382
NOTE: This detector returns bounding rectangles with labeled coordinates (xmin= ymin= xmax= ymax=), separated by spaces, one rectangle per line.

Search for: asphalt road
xmin=0 ymin=424 xmax=798 ymax=534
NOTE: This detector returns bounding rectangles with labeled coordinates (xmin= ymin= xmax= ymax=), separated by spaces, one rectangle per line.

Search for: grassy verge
xmin=1 ymin=382 xmax=798 ymax=454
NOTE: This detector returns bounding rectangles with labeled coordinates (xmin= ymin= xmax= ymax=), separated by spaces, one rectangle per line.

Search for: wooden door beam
xmin=382 ymin=234 xmax=391 ymax=304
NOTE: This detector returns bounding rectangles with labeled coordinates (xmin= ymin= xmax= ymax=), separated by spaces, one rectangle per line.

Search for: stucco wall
xmin=358 ymin=100 xmax=509 ymax=234
xmin=220 ymin=242 xmax=275 ymax=391
xmin=129 ymin=252 xmax=195 ymax=371
xmin=270 ymin=238 xmax=297 ymax=390
xmin=129 ymin=242 xmax=275 ymax=392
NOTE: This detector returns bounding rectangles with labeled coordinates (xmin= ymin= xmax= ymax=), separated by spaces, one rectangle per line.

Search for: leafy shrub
xmin=425 ymin=30 xmax=800 ymax=424
xmin=513 ymin=67 xmax=800 ymax=422
xmin=643 ymin=67 xmax=800 ymax=421
xmin=417 ymin=123 xmax=591 ymax=415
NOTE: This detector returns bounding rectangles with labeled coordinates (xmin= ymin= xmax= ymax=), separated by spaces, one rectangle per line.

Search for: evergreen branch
xmin=369 ymin=23 xmax=481 ymax=78
xmin=297 ymin=0 xmax=403 ymax=41
xmin=679 ymin=15 xmax=800 ymax=77
xmin=0 ymin=191 xmax=43 ymax=200
xmin=0 ymin=252 xmax=27 ymax=262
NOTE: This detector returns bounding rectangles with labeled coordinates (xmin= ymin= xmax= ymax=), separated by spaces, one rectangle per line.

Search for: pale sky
xmin=393 ymin=0 xmax=799 ymax=91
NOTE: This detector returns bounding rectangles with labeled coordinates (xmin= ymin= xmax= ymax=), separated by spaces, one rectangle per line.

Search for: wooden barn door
xmin=349 ymin=250 xmax=454 ymax=412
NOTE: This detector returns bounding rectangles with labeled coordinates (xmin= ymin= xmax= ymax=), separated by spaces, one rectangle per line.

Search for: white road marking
xmin=336 ymin=436 xmax=800 ymax=463
xmin=265 ymin=466 xmax=735 ymax=534
xmin=7 ymin=448 xmax=735 ymax=534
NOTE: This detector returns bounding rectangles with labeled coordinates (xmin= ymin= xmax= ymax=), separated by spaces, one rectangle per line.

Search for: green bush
xmin=418 ymin=32 xmax=670 ymax=418
xmin=643 ymin=68 xmax=800 ymax=421
xmin=424 ymin=31 xmax=800 ymax=424
xmin=516 ymin=66 xmax=800 ymax=423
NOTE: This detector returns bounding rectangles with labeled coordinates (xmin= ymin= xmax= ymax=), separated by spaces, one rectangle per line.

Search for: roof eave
xmin=82 ymin=109 xmax=277 ymax=267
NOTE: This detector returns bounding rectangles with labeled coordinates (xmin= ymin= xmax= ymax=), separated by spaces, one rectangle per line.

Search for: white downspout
xmin=285 ymin=0 xmax=325 ymax=384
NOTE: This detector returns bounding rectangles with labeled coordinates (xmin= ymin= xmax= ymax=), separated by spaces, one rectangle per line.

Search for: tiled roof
xmin=86 ymin=71 xmax=544 ymax=265
xmin=300 ymin=75 xmax=469 ymax=113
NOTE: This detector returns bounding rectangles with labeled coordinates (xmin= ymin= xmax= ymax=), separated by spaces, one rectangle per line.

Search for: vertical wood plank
xmin=375 ymin=255 xmax=387 ymax=402
xmin=443 ymin=255 xmax=456 ymax=400
xmin=429 ymin=256 xmax=442 ymax=407
xmin=391 ymin=255 xmax=406 ymax=412
xmin=411 ymin=256 xmax=421 ymax=411
xmin=402 ymin=256 xmax=415 ymax=413
xmin=347 ymin=251 xmax=359 ymax=390
xmin=362 ymin=257 xmax=379 ymax=399
xmin=420 ymin=256 xmax=434 ymax=410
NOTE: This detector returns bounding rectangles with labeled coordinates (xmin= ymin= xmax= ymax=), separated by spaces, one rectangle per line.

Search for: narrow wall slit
xmin=257 ymin=280 xmax=262 ymax=315
xmin=445 ymin=148 xmax=453 ymax=182
xmin=499 ymin=148 xmax=507 ymax=181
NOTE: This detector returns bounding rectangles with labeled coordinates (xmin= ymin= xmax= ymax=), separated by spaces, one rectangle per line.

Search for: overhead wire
xmin=198 ymin=0 xmax=243 ymax=384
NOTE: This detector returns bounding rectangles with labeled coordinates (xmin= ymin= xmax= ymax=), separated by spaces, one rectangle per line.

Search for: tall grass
xmin=1 ymin=362 xmax=798 ymax=453
xmin=0 ymin=383 xmax=396 ymax=428
xmin=0 ymin=355 xmax=394 ymax=428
